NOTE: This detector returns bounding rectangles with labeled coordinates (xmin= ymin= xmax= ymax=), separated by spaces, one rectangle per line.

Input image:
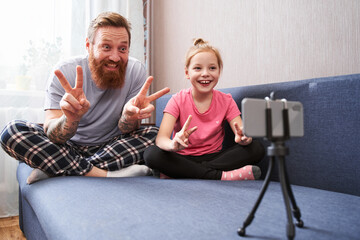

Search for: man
xmin=0 ymin=12 xmax=169 ymax=184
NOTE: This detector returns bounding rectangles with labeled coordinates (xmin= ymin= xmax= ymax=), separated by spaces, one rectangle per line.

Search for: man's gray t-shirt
xmin=44 ymin=55 xmax=146 ymax=146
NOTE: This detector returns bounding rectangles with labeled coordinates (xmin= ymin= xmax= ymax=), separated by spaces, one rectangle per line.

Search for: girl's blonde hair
xmin=185 ymin=38 xmax=223 ymax=71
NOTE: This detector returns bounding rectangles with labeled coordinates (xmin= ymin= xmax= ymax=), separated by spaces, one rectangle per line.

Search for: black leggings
xmin=144 ymin=140 xmax=265 ymax=180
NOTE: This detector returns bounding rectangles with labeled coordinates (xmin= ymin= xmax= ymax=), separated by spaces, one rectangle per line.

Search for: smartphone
xmin=241 ymin=98 xmax=304 ymax=138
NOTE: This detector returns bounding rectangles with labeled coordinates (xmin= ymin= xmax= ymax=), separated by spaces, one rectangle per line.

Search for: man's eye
xmin=103 ymin=45 xmax=110 ymax=50
xmin=120 ymin=47 xmax=128 ymax=53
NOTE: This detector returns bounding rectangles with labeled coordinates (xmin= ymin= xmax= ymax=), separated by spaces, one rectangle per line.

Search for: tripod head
xmin=265 ymin=92 xmax=290 ymax=142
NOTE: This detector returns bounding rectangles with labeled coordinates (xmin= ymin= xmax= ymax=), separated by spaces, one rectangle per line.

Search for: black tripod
xmin=237 ymin=97 xmax=304 ymax=240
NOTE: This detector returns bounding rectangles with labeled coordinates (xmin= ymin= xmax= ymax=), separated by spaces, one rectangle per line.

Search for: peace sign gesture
xmin=54 ymin=65 xmax=90 ymax=122
xmin=171 ymin=115 xmax=198 ymax=151
xmin=123 ymin=76 xmax=170 ymax=120
xmin=234 ymin=122 xmax=252 ymax=145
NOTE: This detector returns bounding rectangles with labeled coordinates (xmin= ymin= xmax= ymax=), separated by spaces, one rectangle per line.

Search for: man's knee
xmin=142 ymin=126 xmax=159 ymax=138
xmin=131 ymin=126 xmax=159 ymax=142
xmin=1 ymin=120 xmax=26 ymax=146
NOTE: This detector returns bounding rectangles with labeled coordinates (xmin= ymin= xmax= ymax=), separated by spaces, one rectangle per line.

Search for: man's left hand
xmin=124 ymin=76 xmax=170 ymax=120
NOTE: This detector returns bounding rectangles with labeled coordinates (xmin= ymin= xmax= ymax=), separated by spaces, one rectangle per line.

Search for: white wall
xmin=151 ymin=0 xmax=360 ymax=94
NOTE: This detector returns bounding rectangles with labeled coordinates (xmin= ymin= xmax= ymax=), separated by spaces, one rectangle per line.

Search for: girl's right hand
xmin=171 ymin=115 xmax=198 ymax=151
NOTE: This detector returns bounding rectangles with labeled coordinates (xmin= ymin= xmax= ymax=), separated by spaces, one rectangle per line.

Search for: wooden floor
xmin=0 ymin=216 xmax=26 ymax=240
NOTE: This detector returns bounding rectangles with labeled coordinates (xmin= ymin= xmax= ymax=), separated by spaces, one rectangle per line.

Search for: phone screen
xmin=241 ymin=98 xmax=304 ymax=138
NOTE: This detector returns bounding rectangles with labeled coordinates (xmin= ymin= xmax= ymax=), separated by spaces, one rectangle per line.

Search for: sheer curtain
xmin=0 ymin=0 xmax=145 ymax=217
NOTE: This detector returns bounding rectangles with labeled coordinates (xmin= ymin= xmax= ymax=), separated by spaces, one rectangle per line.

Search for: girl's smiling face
xmin=185 ymin=51 xmax=220 ymax=94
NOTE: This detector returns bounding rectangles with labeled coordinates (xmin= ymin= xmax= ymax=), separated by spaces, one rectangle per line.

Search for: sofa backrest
xmin=155 ymin=74 xmax=360 ymax=196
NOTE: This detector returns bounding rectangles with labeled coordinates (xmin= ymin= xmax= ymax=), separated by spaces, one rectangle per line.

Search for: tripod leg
xmin=278 ymin=157 xmax=295 ymax=240
xmin=238 ymin=157 xmax=275 ymax=237
xmin=283 ymin=161 xmax=304 ymax=227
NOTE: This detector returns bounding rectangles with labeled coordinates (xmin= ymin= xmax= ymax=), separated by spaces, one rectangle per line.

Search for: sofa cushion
xmin=18 ymin=162 xmax=360 ymax=240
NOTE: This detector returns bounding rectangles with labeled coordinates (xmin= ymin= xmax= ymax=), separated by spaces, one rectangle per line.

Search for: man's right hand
xmin=44 ymin=66 xmax=90 ymax=144
xmin=55 ymin=65 xmax=90 ymax=122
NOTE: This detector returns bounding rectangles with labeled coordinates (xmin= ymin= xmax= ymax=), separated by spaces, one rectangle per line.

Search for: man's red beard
xmin=88 ymin=50 xmax=127 ymax=89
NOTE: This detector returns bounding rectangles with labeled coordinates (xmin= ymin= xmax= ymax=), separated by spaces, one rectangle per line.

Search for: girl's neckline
xmin=190 ymin=88 xmax=214 ymax=114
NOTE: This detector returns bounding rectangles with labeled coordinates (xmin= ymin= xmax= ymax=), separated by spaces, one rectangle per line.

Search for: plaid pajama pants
xmin=0 ymin=120 xmax=158 ymax=176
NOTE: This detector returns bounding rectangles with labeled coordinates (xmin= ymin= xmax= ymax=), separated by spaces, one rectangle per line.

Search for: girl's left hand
xmin=234 ymin=122 xmax=252 ymax=145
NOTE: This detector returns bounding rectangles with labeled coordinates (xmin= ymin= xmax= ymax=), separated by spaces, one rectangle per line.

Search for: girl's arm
xmin=156 ymin=113 xmax=197 ymax=151
xmin=229 ymin=116 xmax=252 ymax=145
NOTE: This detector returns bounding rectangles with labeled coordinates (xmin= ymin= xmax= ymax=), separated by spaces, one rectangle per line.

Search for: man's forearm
xmin=46 ymin=115 xmax=79 ymax=144
xmin=118 ymin=114 xmax=140 ymax=133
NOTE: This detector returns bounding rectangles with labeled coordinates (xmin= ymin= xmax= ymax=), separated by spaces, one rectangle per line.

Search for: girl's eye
xmin=194 ymin=67 xmax=201 ymax=70
xmin=210 ymin=66 xmax=217 ymax=70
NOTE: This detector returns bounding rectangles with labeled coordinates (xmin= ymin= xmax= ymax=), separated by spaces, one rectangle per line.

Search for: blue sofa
xmin=17 ymin=74 xmax=360 ymax=239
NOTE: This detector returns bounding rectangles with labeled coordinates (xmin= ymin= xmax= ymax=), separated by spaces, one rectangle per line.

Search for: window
xmin=0 ymin=0 xmax=84 ymax=92
xmin=0 ymin=0 xmax=146 ymax=217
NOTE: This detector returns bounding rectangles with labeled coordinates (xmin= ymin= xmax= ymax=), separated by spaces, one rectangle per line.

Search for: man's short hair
xmin=87 ymin=12 xmax=132 ymax=46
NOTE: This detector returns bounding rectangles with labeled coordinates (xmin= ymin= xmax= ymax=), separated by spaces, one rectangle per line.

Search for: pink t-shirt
xmin=164 ymin=88 xmax=241 ymax=156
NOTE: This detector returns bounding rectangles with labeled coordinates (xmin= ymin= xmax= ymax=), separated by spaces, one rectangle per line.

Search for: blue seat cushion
xmin=18 ymin=162 xmax=360 ymax=240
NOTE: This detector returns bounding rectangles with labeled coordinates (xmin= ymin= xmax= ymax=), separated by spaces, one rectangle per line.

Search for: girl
xmin=144 ymin=38 xmax=265 ymax=180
